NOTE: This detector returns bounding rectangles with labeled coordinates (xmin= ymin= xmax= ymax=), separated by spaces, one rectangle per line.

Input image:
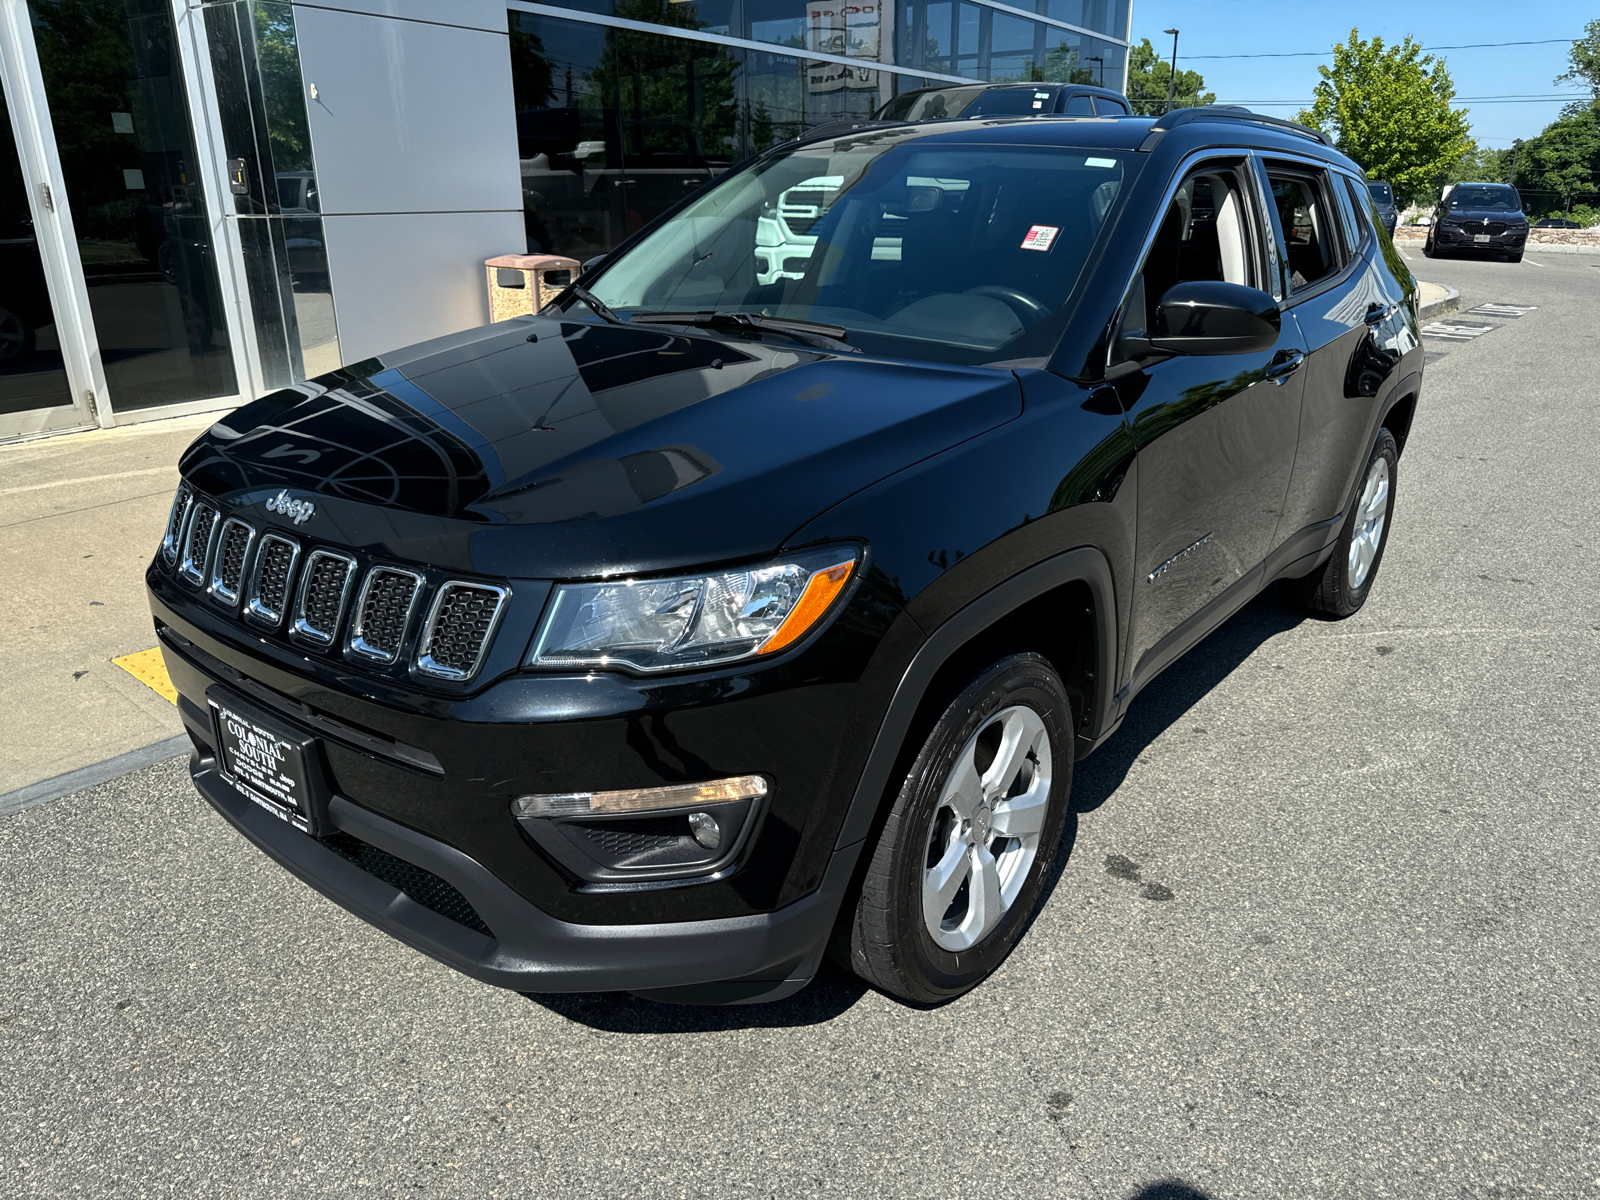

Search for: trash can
xmin=485 ymin=253 xmax=580 ymax=322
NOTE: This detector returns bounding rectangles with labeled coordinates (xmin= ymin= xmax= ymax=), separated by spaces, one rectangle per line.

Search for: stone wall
xmin=1392 ymin=225 xmax=1600 ymax=248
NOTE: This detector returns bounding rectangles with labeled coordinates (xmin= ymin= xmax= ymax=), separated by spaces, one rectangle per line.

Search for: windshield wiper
xmin=628 ymin=310 xmax=855 ymax=352
xmin=565 ymin=281 xmax=623 ymax=325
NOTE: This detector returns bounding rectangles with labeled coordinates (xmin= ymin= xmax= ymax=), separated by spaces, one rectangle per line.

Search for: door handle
xmin=1266 ymin=348 xmax=1304 ymax=385
xmin=1363 ymin=302 xmax=1394 ymax=326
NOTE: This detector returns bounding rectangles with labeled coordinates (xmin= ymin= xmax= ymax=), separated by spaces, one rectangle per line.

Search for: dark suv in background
xmin=1366 ymin=180 xmax=1398 ymax=236
xmin=150 ymin=106 xmax=1420 ymax=1007
xmin=1424 ymin=182 xmax=1529 ymax=261
xmin=875 ymin=81 xmax=1132 ymax=121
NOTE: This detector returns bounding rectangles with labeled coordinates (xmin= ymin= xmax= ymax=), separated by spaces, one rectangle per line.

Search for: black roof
xmin=788 ymin=106 xmax=1358 ymax=172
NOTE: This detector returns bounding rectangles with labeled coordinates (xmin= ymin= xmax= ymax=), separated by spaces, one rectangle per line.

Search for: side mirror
xmin=578 ymin=253 xmax=607 ymax=278
xmin=1124 ymin=280 xmax=1280 ymax=357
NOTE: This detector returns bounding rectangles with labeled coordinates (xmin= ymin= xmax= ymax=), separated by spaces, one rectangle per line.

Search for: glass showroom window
xmin=510 ymin=12 xmax=890 ymax=262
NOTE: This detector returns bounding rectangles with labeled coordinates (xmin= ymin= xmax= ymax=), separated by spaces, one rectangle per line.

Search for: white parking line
xmin=1521 ymin=258 xmax=1544 ymax=267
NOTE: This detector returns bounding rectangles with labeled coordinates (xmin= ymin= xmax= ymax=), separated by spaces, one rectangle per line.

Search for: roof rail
xmin=1138 ymin=105 xmax=1333 ymax=151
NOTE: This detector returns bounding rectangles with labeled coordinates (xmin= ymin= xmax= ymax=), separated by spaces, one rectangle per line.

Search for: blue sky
xmin=1128 ymin=1 xmax=1591 ymax=148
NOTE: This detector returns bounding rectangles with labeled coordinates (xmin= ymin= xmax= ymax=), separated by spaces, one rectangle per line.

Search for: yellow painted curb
xmin=112 ymin=647 xmax=177 ymax=704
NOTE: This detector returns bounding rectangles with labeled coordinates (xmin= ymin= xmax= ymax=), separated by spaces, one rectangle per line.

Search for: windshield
xmin=581 ymin=135 xmax=1128 ymax=365
xmin=965 ymin=88 xmax=1058 ymax=115
xmin=1448 ymin=186 xmax=1520 ymax=212
xmin=876 ymin=87 xmax=988 ymax=122
xmin=1367 ymin=182 xmax=1394 ymax=205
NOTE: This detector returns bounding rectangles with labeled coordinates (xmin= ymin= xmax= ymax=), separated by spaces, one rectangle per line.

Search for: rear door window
xmin=1064 ymin=94 xmax=1095 ymax=115
xmin=1266 ymin=169 xmax=1342 ymax=295
xmin=1092 ymin=96 xmax=1129 ymax=116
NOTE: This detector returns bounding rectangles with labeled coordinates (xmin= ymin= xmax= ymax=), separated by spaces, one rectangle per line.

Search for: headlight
xmin=527 ymin=546 xmax=859 ymax=673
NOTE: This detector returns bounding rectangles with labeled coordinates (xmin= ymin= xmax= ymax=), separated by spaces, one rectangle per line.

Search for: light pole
xmin=1508 ymin=138 xmax=1523 ymax=186
xmin=1163 ymin=29 xmax=1180 ymax=113
xmin=1087 ymin=54 xmax=1103 ymax=86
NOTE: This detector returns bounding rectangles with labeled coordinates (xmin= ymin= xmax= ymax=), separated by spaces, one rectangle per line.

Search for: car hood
xmin=180 ymin=316 xmax=1023 ymax=578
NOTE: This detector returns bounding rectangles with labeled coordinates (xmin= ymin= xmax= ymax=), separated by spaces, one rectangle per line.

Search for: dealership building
xmin=0 ymin=0 xmax=1131 ymax=441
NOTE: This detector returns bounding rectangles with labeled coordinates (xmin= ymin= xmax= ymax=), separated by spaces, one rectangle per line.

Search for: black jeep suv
xmin=149 ymin=107 xmax=1420 ymax=1006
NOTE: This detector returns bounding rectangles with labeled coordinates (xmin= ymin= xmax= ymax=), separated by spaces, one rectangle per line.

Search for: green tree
xmin=1454 ymin=141 xmax=1510 ymax=185
xmin=254 ymin=4 xmax=313 ymax=173
xmin=1125 ymin=37 xmax=1214 ymax=114
xmin=1296 ymin=30 xmax=1473 ymax=204
xmin=1518 ymin=101 xmax=1600 ymax=212
xmin=1556 ymin=18 xmax=1600 ymax=115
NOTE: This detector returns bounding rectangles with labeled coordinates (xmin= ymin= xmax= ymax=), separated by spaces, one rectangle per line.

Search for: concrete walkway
xmin=0 ymin=414 xmax=215 ymax=797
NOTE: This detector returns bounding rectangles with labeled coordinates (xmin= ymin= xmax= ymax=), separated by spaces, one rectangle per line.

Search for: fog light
xmin=512 ymin=774 xmax=767 ymax=819
xmin=687 ymin=811 xmax=721 ymax=850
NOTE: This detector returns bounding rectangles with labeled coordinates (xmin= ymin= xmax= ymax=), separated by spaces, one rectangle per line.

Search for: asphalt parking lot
xmin=3 ymin=251 xmax=1597 ymax=1199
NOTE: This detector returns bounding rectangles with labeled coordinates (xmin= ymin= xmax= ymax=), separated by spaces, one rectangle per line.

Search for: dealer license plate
xmin=211 ymin=693 xmax=321 ymax=831
xmin=1474 ymin=234 xmax=1491 ymax=243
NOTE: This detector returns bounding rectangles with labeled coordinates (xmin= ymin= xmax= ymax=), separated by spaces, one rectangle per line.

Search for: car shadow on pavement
xmin=1070 ymin=589 xmax=1304 ymax=817
xmin=525 ymin=591 xmax=1303 ymax=1032
xmin=523 ymin=963 xmax=870 ymax=1032
xmin=1024 ymin=589 xmax=1304 ymax=921
xmin=1126 ymin=1182 xmax=1215 ymax=1200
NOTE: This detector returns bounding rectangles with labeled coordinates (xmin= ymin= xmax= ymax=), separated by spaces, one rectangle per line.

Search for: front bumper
xmin=188 ymin=734 xmax=859 ymax=1001
xmin=1434 ymin=226 xmax=1527 ymax=253
xmin=147 ymin=533 xmax=916 ymax=999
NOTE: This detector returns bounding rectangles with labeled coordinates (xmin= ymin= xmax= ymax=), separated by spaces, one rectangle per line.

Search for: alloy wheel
xmin=921 ymin=704 xmax=1052 ymax=951
xmin=1347 ymin=455 xmax=1390 ymax=591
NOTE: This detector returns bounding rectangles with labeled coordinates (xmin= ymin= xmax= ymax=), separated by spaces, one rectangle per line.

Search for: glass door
xmin=27 ymin=0 xmax=239 ymax=416
xmin=0 ymin=65 xmax=91 ymax=437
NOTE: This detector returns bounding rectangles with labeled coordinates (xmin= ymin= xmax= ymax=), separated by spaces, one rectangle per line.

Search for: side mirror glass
xmin=1146 ymin=280 xmax=1281 ymax=356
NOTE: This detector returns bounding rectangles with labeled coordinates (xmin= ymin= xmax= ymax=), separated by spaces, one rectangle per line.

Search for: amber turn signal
xmin=757 ymin=559 xmax=856 ymax=655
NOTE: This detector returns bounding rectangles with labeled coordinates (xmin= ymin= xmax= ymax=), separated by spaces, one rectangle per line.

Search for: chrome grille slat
xmin=245 ymin=534 xmax=300 ymax=627
xmin=179 ymin=503 xmax=219 ymax=586
xmin=291 ymin=550 xmax=357 ymax=646
xmin=161 ymin=483 xmax=192 ymax=566
xmin=416 ymin=582 xmax=510 ymax=681
xmin=349 ymin=567 xmax=424 ymax=664
xmin=207 ymin=518 xmax=256 ymax=607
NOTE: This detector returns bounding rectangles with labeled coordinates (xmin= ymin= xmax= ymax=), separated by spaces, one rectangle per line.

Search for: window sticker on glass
xmin=1021 ymin=225 xmax=1060 ymax=252
xmin=1085 ymin=157 xmax=1118 ymax=168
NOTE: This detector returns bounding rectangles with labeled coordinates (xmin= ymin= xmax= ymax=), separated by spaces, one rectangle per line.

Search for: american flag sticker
xmin=1020 ymin=225 xmax=1060 ymax=251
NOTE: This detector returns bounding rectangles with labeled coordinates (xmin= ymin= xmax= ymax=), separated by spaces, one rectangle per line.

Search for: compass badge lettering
xmin=265 ymin=489 xmax=316 ymax=525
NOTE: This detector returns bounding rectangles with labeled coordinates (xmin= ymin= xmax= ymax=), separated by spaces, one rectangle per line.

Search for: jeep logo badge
xmin=265 ymin=489 xmax=316 ymax=525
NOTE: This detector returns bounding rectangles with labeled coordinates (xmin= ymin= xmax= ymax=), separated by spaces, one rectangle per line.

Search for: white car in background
xmin=756 ymin=175 xmax=973 ymax=285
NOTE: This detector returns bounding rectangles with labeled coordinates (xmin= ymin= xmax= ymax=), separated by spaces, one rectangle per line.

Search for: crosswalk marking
xmin=1467 ymin=303 xmax=1538 ymax=318
xmin=1423 ymin=321 xmax=1495 ymax=341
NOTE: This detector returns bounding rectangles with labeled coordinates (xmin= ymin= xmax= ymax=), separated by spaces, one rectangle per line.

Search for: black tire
xmin=841 ymin=652 xmax=1073 ymax=1004
xmin=0 ymin=304 xmax=34 ymax=365
xmin=1422 ymin=235 xmax=1436 ymax=258
xmin=1281 ymin=428 xmax=1399 ymax=618
xmin=1506 ymin=250 xmax=1523 ymax=263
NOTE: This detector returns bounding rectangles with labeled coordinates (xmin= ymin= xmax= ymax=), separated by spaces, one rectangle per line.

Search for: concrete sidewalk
xmin=0 ymin=414 xmax=217 ymax=799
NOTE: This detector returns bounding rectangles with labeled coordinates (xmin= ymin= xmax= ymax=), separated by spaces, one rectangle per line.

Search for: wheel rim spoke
xmin=981 ymin=711 xmax=1036 ymax=802
xmin=924 ymin=840 xmax=970 ymax=917
xmin=989 ymin=789 xmax=1047 ymax=838
xmin=938 ymin=749 xmax=983 ymax=819
xmin=963 ymin=842 xmax=1005 ymax=943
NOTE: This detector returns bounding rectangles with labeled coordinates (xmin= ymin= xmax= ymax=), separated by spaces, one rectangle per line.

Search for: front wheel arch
xmin=832 ymin=546 xmax=1116 ymax=853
